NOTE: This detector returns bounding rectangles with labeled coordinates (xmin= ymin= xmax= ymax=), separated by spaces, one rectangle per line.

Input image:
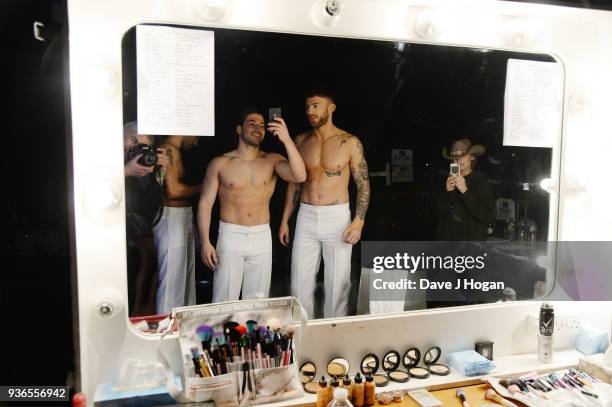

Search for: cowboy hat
xmin=442 ymin=138 xmax=485 ymax=160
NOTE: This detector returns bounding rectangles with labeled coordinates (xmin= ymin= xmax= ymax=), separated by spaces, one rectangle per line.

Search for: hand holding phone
xmin=268 ymin=107 xmax=282 ymax=123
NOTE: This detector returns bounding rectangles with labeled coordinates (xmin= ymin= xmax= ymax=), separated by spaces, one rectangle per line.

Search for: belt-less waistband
xmin=161 ymin=206 xmax=193 ymax=214
xmin=219 ymin=220 xmax=270 ymax=233
xmin=299 ymin=202 xmax=350 ymax=213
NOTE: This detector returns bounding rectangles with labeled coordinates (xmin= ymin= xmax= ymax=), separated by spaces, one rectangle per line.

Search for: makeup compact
xmin=360 ymin=353 xmax=389 ymax=387
xmin=327 ymin=357 xmax=350 ymax=378
xmin=403 ymin=347 xmax=429 ymax=379
xmin=423 ymin=346 xmax=450 ymax=376
xmin=382 ymin=350 xmax=410 ymax=383
xmin=300 ymin=361 xmax=319 ymax=393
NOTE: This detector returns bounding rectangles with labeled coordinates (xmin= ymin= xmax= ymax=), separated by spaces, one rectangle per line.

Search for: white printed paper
xmin=137 ymin=25 xmax=215 ymax=136
xmin=503 ymin=59 xmax=562 ymax=148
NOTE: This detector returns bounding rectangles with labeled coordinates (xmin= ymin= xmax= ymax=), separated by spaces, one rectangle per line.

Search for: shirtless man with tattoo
xmin=198 ymin=108 xmax=306 ymax=302
xmin=153 ymin=135 xmax=201 ymax=313
xmin=280 ymin=90 xmax=370 ymax=318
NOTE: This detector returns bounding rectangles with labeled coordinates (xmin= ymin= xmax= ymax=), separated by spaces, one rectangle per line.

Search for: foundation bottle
xmin=364 ymin=373 xmax=375 ymax=406
xmin=330 ymin=376 xmax=339 ymax=400
xmin=352 ymin=373 xmax=365 ymax=407
xmin=317 ymin=376 xmax=330 ymax=407
xmin=340 ymin=374 xmax=353 ymax=401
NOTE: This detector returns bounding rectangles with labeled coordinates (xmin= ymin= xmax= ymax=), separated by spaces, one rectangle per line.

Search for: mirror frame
xmin=68 ymin=0 xmax=612 ymax=399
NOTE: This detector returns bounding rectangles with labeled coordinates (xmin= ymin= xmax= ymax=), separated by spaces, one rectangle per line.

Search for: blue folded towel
xmin=576 ymin=326 xmax=609 ymax=355
xmin=448 ymin=350 xmax=496 ymax=376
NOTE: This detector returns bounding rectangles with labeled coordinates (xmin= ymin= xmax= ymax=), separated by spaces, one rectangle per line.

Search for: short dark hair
xmin=305 ymin=85 xmax=336 ymax=104
xmin=235 ymin=107 xmax=264 ymax=127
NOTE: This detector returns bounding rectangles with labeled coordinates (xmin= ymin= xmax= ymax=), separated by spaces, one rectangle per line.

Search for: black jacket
xmin=434 ymin=170 xmax=494 ymax=241
xmin=125 ymin=173 xmax=162 ymax=239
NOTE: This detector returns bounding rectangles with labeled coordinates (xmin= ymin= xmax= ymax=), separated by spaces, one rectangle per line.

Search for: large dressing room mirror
xmin=121 ymin=24 xmax=562 ymax=326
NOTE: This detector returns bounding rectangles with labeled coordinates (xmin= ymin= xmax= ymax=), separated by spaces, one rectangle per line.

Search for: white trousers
xmin=291 ymin=203 xmax=352 ymax=318
xmin=212 ymin=221 xmax=272 ymax=303
xmin=153 ymin=206 xmax=196 ymax=314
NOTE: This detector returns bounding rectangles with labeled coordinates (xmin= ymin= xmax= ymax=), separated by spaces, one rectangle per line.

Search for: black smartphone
xmin=268 ymin=107 xmax=282 ymax=123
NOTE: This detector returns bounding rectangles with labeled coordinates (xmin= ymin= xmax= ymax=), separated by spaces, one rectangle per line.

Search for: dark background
xmin=2 ymin=0 xmax=609 ymax=403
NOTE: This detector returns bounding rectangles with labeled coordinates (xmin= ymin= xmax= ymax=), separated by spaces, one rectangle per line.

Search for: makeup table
xmin=383 ymin=383 xmax=527 ymax=406
xmin=294 ymin=383 xmax=527 ymax=406
xmin=267 ymin=349 xmax=591 ymax=407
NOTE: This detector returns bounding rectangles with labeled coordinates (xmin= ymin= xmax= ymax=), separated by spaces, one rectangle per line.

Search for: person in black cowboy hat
xmin=434 ymin=138 xmax=494 ymax=241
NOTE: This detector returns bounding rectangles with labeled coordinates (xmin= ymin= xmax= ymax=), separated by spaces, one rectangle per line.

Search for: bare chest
xmin=218 ymin=159 xmax=276 ymax=190
xmin=299 ymin=137 xmax=350 ymax=174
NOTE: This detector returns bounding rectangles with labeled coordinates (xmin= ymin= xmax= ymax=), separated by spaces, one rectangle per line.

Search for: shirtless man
xmin=153 ymin=135 xmax=201 ymax=314
xmin=198 ymin=108 xmax=306 ymax=302
xmin=280 ymin=90 xmax=370 ymax=318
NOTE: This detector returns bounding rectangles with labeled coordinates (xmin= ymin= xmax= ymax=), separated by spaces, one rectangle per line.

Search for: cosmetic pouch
xmin=576 ymin=326 xmax=609 ymax=355
xmin=448 ymin=350 xmax=496 ymax=376
xmin=157 ymin=297 xmax=307 ymax=405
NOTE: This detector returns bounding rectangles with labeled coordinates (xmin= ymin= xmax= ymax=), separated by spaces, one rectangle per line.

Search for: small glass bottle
xmin=327 ymin=387 xmax=354 ymax=407
xmin=330 ymin=376 xmax=339 ymax=401
xmin=340 ymin=374 xmax=353 ymax=402
xmin=317 ymin=376 xmax=330 ymax=407
xmin=352 ymin=373 xmax=364 ymax=407
xmin=364 ymin=373 xmax=376 ymax=406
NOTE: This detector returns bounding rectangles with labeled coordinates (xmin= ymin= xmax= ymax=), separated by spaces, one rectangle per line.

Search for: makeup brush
xmin=246 ymin=320 xmax=257 ymax=333
xmin=213 ymin=330 xmax=226 ymax=345
xmin=485 ymin=389 xmax=518 ymax=407
xmin=286 ymin=325 xmax=295 ymax=363
xmin=190 ymin=347 xmax=203 ymax=377
xmin=258 ymin=325 xmax=268 ymax=341
xmin=236 ymin=325 xmax=248 ymax=336
xmin=266 ymin=318 xmax=281 ymax=332
xmin=455 ymin=389 xmax=471 ymax=407
xmin=236 ymin=325 xmax=249 ymax=347
xmin=195 ymin=325 xmax=213 ymax=351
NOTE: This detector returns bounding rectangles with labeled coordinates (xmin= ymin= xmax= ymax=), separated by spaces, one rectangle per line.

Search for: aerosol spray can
xmin=538 ymin=302 xmax=554 ymax=363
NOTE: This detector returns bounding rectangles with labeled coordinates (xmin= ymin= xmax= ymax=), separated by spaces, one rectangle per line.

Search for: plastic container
xmin=327 ymin=387 xmax=354 ymax=407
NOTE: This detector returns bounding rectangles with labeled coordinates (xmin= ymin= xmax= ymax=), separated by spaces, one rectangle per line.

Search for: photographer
xmin=123 ymin=122 xmax=168 ymax=316
xmin=434 ymin=138 xmax=494 ymax=241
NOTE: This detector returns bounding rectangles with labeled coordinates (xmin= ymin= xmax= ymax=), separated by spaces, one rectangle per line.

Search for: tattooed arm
xmin=342 ymin=136 xmax=370 ymax=244
xmin=163 ymin=145 xmax=202 ymax=200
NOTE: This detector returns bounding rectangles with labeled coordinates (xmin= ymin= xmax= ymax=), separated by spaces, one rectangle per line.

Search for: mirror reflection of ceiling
xmin=122 ymin=25 xmax=558 ymax=323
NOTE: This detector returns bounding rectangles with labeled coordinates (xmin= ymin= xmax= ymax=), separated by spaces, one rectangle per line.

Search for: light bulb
xmin=91 ymin=287 xmax=124 ymax=319
xmin=193 ymin=0 xmax=226 ymax=21
xmin=413 ymin=9 xmax=444 ymax=40
xmin=569 ymin=91 xmax=592 ymax=118
xmin=86 ymin=180 xmax=121 ymax=211
xmin=500 ymin=16 xmax=540 ymax=48
xmin=82 ymin=66 xmax=118 ymax=101
xmin=311 ymin=0 xmax=342 ymax=29
xmin=539 ymin=178 xmax=556 ymax=194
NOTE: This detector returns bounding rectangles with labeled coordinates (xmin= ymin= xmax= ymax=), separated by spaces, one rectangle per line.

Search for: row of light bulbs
xmin=194 ymin=0 xmax=540 ymax=46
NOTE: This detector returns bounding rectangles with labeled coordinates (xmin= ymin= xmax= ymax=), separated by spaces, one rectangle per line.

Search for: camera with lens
xmin=127 ymin=144 xmax=158 ymax=167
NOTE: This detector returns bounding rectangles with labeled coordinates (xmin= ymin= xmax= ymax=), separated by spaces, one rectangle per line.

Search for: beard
xmin=308 ymin=113 xmax=329 ymax=129
xmin=240 ymin=131 xmax=263 ymax=147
